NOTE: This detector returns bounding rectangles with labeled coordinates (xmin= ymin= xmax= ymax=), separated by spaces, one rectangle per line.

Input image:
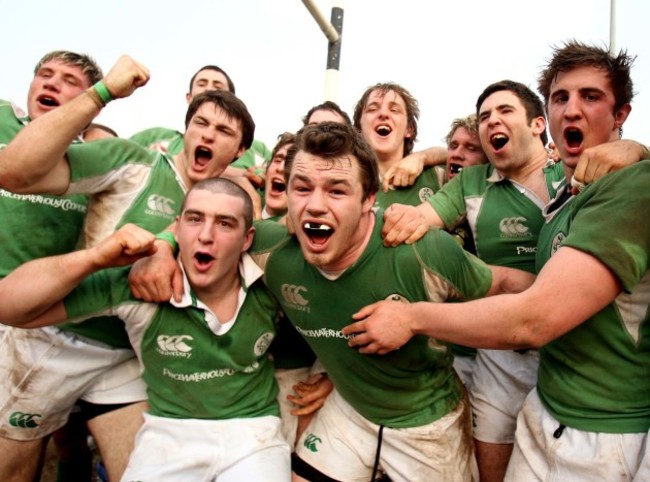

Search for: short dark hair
xmin=182 ymin=177 xmax=253 ymax=230
xmin=476 ymin=80 xmax=548 ymax=146
xmin=185 ymin=90 xmax=255 ymax=152
xmin=302 ymin=101 xmax=351 ymax=125
xmin=353 ymin=82 xmax=419 ymax=156
xmin=537 ymin=40 xmax=635 ymax=113
xmin=34 ymin=50 xmax=103 ymax=86
xmin=285 ymin=122 xmax=379 ymax=201
xmin=188 ymin=65 xmax=236 ymax=94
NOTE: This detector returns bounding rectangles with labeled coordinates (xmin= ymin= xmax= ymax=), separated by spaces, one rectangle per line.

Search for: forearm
xmin=409 ymin=296 xmax=537 ymax=350
xmin=419 ymin=146 xmax=448 ymax=167
xmin=487 ymin=266 xmax=536 ymax=296
xmin=0 ymin=249 xmax=97 ymax=325
xmin=0 ymin=90 xmax=101 ymax=192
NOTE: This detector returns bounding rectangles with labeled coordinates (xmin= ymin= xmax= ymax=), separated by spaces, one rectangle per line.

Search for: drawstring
xmin=553 ymin=424 xmax=566 ymax=439
xmin=371 ymin=425 xmax=385 ymax=481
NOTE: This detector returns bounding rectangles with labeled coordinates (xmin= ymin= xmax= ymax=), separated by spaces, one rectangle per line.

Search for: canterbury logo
xmin=9 ymin=411 xmax=41 ymax=428
xmin=499 ymin=217 xmax=529 ymax=236
xmin=146 ymin=194 xmax=176 ymax=215
xmin=419 ymin=187 xmax=434 ymax=202
xmin=157 ymin=335 xmax=193 ymax=353
xmin=303 ymin=433 xmax=322 ymax=452
xmin=281 ymin=284 xmax=309 ymax=306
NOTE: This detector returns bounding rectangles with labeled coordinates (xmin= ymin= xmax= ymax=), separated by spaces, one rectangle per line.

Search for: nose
xmin=563 ymin=95 xmax=582 ymax=120
xmin=449 ymin=146 xmax=464 ymax=161
xmin=305 ymin=189 xmax=327 ymax=215
xmin=201 ymin=126 xmax=215 ymax=143
xmin=43 ymin=74 xmax=62 ymax=92
xmin=198 ymin=220 xmax=215 ymax=243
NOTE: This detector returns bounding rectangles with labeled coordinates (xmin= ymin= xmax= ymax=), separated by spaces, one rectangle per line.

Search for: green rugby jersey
xmin=0 ymin=100 xmax=88 ymax=277
xmin=64 ymin=255 xmax=280 ymax=420
xmin=59 ymin=138 xmax=187 ymax=346
xmin=375 ymin=166 xmax=441 ymax=209
xmin=250 ymin=214 xmax=493 ymax=428
xmin=429 ymin=161 xmax=565 ymax=273
xmin=535 ymin=161 xmax=650 ymax=433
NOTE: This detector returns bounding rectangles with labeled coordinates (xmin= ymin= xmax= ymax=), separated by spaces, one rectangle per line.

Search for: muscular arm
xmin=0 ymin=224 xmax=156 ymax=328
xmin=344 ymin=247 xmax=621 ymax=354
xmin=0 ymin=56 xmax=149 ymax=195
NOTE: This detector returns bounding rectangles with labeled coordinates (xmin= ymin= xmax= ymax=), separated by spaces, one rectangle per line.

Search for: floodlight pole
xmin=609 ymin=0 xmax=616 ymax=55
xmin=302 ymin=0 xmax=344 ymax=102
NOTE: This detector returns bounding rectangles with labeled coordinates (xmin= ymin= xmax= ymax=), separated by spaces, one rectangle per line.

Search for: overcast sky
xmin=3 ymin=0 xmax=648 ymax=154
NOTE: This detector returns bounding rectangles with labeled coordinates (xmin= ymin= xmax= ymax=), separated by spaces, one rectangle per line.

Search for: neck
xmin=499 ymin=145 xmax=553 ymax=203
xmin=376 ymin=151 xmax=404 ymax=175
xmin=173 ymin=153 xmax=193 ymax=188
xmin=325 ymin=211 xmax=375 ymax=272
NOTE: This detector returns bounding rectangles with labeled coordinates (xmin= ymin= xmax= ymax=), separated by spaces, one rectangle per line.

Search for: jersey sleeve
xmin=428 ymin=172 xmax=468 ymax=230
xmin=562 ymin=160 xmax=650 ymax=293
xmin=249 ymin=220 xmax=291 ymax=270
xmin=63 ymin=267 xmax=134 ymax=322
xmin=64 ymin=138 xmax=157 ymax=195
xmin=415 ymin=227 xmax=493 ymax=301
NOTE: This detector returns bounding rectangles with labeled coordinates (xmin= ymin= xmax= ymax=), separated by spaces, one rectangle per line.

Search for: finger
xmin=347 ymin=333 xmax=371 ymax=348
xmin=172 ymin=267 xmax=184 ymax=303
xmin=405 ymin=225 xmax=429 ymax=245
xmin=351 ymin=303 xmax=378 ymax=320
xmin=290 ymin=398 xmax=326 ymax=416
xmin=358 ymin=343 xmax=381 ymax=355
xmin=382 ymin=174 xmax=393 ymax=193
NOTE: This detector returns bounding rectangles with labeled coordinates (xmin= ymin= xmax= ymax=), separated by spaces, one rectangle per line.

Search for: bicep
xmin=520 ymin=246 xmax=622 ymax=344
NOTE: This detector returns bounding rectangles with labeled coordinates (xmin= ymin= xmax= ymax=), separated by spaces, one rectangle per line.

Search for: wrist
xmin=85 ymin=81 xmax=114 ymax=109
xmin=155 ymin=231 xmax=178 ymax=253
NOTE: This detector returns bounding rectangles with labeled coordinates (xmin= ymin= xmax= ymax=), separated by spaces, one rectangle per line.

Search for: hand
xmin=91 ymin=223 xmax=156 ymax=269
xmin=102 ymin=55 xmax=150 ymax=99
xmin=381 ymin=204 xmax=429 ymax=246
xmin=382 ymin=153 xmax=424 ymax=191
xmin=572 ymin=140 xmax=647 ymax=194
xmin=244 ymin=166 xmax=265 ymax=190
xmin=128 ymin=239 xmax=183 ymax=302
xmin=288 ymin=373 xmax=333 ymax=416
xmin=343 ymin=300 xmax=416 ymax=355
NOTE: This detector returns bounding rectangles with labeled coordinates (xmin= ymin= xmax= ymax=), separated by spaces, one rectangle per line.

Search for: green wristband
xmin=93 ymin=81 xmax=113 ymax=105
xmin=155 ymin=231 xmax=178 ymax=252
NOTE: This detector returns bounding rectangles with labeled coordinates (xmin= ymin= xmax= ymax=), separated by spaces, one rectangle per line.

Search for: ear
xmin=532 ymin=116 xmax=547 ymax=138
xmin=242 ymin=226 xmax=255 ymax=252
xmin=234 ymin=145 xmax=247 ymax=162
xmin=614 ymin=103 xmax=631 ymax=131
xmin=362 ymin=192 xmax=376 ymax=213
xmin=405 ymin=124 xmax=414 ymax=139
xmin=185 ymin=92 xmax=192 ymax=104
xmin=174 ymin=216 xmax=180 ymax=243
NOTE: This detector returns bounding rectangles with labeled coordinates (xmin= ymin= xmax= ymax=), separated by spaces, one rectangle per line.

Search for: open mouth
xmin=303 ymin=222 xmax=333 ymax=246
xmin=564 ymin=128 xmax=583 ymax=148
xmin=271 ymin=179 xmax=286 ymax=194
xmin=448 ymin=163 xmax=463 ymax=176
xmin=194 ymin=252 xmax=214 ymax=267
xmin=195 ymin=146 xmax=213 ymax=165
xmin=37 ymin=95 xmax=59 ymax=107
xmin=490 ymin=133 xmax=509 ymax=151
xmin=376 ymin=125 xmax=391 ymax=137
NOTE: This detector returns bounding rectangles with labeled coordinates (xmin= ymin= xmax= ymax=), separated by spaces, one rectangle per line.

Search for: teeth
xmin=303 ymin=222 xmax=332 ymax=231
xmin=490 ymin=134 xmax=509 ymax=149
